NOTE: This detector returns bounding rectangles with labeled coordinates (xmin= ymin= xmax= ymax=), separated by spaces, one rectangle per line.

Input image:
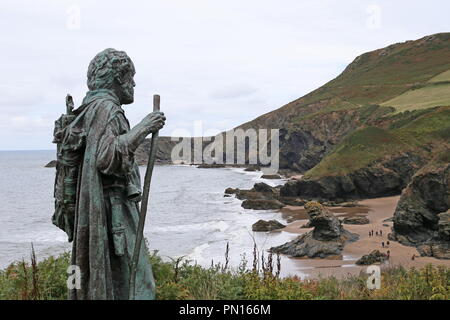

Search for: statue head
xmin=87 ymin=48 xmax=136 ymax=104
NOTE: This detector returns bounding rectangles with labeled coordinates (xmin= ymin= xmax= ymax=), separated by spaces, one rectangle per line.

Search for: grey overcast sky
xmin=0 ymin=0 xmax=449 ymax=150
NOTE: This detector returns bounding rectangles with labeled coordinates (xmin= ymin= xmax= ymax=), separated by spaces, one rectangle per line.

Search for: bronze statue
xmin=52 ymin=48 xmax=166 ymax=300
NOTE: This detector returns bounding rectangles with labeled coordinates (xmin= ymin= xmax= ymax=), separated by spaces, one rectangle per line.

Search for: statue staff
xmin=129 ymin=94 xmax=161 ymax=300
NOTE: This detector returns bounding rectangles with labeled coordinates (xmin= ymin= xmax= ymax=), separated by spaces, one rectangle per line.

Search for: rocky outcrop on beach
xmin=225 ymin=182 xmax=308 ymax=210
xmin=242 ymin=199 xmax=284 ymax=210
xmin=252 ymin=220 xmax=286 ymax=232
xmin=355 ymin=250 xmax=388 ymax=265
xmin=342 ymin=216 xmax=370 ymax=225
xmin=261 ymin=174 xmax=282 ymax=179
xmin=280 ymin=152 xmax=427 ymax=202
xmin=390 ymin=159 xmax=450 ymax=259
xmin=270 ymin=202 xmax=359 ymax=258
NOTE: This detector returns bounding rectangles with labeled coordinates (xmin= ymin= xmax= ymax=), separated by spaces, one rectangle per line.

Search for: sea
xmin=0 ymin=150 xmax=307 ymax=277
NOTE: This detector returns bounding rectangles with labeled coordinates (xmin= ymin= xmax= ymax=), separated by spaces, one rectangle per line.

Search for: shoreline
xmin=277 ymin=196 xmax=450 ymax=279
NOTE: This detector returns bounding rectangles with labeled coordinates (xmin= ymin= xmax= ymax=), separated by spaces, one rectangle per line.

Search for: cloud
xmin=0 ymin=85 xmax=45 ymax=108
xmin=1 ymin=0 xmax=450 ymax=149
xmin=210 ymin=84 xmax=258 ymax=100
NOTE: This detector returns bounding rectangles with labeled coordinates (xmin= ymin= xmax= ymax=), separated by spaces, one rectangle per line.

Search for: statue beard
xmin=120 ymin=83 xmax=134 ymax=105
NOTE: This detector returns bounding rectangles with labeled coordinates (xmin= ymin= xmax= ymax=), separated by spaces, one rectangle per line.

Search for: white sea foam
xmin=186 ymin=243 xmax=210 ymax=264
xmin=150 ymin=220 xmax=229 ymax=234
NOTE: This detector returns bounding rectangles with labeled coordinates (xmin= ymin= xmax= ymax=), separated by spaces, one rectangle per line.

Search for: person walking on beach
xmin=375 ymin=231 xmax=378 ymax=236
xmin=412 ymin=254 xmax=415 ymax=261
xmin=380 ymin=230 xmax=383 ymax=236
xmin=387 ymin=250 xmax=390 ymax=259
xmin=386 ymin=240 xmax=390 ymax=247
xmin=382 ymin=242 xmax=385 ymax=248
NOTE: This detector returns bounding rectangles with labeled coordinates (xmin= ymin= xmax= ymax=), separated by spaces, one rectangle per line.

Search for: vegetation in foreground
xmin=0 ymin=245 xmax=449 ymax=300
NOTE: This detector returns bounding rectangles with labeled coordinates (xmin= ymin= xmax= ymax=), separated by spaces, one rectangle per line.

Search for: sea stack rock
xmin=270 ymin=201 xmax=359 ymax=258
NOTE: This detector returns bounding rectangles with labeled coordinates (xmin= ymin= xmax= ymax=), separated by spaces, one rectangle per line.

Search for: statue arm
xmin=97 ymin=109 xmax=165 ymax=176
xmin=97 ymin=114 xmax=136 ymax=176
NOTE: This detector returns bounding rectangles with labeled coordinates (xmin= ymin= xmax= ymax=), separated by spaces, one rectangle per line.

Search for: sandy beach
xmin=279 ymin=196 xmax=450 ymax=279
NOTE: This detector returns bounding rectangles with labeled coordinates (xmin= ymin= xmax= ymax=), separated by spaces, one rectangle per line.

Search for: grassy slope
xmin=429 ymin=69 xmax=450 ymax=82
xmin=238 ymin=33 xmax=450 ymax=130
xmin=381 ymin=82 xmax=450 ymax=113
xmin=305 ymin=106 xmax=450 ymax=178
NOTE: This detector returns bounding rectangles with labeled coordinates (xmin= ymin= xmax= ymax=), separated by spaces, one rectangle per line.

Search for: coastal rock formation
xmin=252 ymin=220 xmax=286 ymax=232
xmin=342 ymin=216 xmax=370 ymax=225
xmin=417 ymin=243 xmax=450 ymax=260
xmin=390 ymin=160 xmax=450 ymax=259
xmin=355 ymin=250 xmax=388 ymax=265
xmin=280 ymin=152 xmax=426 ymax=202
xmin=225 ymin=182 xmax=308 ymax=210
xmin=242 ymin=199 xmax=284 ymax=210
xmin=261 ymin=174 xmax=282 ymax=179
xmin=270 ymin=202 xmax=359 ymax=258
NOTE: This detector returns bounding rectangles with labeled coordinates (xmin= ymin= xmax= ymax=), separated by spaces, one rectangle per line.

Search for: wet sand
xmin=279 ymin=196 xmax=450 ymax=279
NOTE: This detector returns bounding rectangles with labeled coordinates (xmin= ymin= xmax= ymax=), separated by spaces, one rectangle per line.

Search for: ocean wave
xmin=150 ymin=220 xmax=230 ymax=234
xmin=185 ymin=243 xmax=210 ymax=264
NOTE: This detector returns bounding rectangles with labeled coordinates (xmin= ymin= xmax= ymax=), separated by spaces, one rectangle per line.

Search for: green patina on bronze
xmin=52 ymin=48 xmax=166 ymax=300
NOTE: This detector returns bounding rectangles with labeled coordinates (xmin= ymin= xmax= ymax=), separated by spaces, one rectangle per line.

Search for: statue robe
xmin=66 ymin=89 xmax=155 ymax=300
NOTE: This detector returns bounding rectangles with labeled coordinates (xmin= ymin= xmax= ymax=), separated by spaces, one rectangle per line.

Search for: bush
xmin=1 ymin=247 xmax=449 ymax=300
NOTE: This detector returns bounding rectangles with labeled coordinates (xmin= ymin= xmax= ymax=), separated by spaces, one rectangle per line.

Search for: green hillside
xmin=239 ymin=33 xmax=450 ymax=130
xmin=381 ymin=82 xmax=450 ymax=113
xmin=305 ymin=106 xmax=450 ymax=178
xmin=234 ymin=33 xmax=450 ymax=182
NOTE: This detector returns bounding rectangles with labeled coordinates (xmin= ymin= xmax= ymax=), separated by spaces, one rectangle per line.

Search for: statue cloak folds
xmin=62 ymin=89 xmax=155 ymax=300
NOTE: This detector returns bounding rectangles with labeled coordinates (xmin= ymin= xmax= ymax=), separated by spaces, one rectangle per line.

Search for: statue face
xmin=118 ymin=69 xmax=136 ymax=105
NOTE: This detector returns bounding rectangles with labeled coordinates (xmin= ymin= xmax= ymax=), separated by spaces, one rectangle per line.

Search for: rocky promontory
xmin=252 ymin=220 xmax=286 ymax=232
xmin=389 ymin=158 xmax=450 ymax=259
xmin=270 ymin=202 xmax=359 ymax=258
xmin=225 ymin=182 xmax=308 ymax=210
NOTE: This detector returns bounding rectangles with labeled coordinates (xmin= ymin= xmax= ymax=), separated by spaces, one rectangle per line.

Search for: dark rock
xmin=225 ymin=187 xmax=239 ymax=194
xmin=342 ymin=216 xmax=370 ymax=225
xmin=197 ymin=163 xmax=226 ymax=168
xmin=45 ymin=160 xmax=57 ymax=168
xmin=355 ymin=250 xmax=388 ymax=265
xmin=417 ymin=243 xmax=450 ymax=259
xmin=241 ymin=199 xmax=284 ymax=210
xmin=391 ymin=162 xmax=449 ymax=247
xmin=252 ymin=220 xmax=286 ymax=232
xmin=270 ymin=202 xmax=359 ymax=258
xmin=244 ymin=166 xmax=260 ymax=172
xmin=261 ymin=174 xmax=282 ymax=179
xmin=228 ymin=182 xmax=280 ymax=204
xmin=383 ymin=217 xmax=394 ymax=223
xmin=438 ymin=210 xmax=450 ymax=240
xmin=280 ymin=153 xmax=426 ymax=201
xmin=278 ymin=197 xmax=307 ymax=206
xmin=253 ymin=182 xmax=278 ymax=194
